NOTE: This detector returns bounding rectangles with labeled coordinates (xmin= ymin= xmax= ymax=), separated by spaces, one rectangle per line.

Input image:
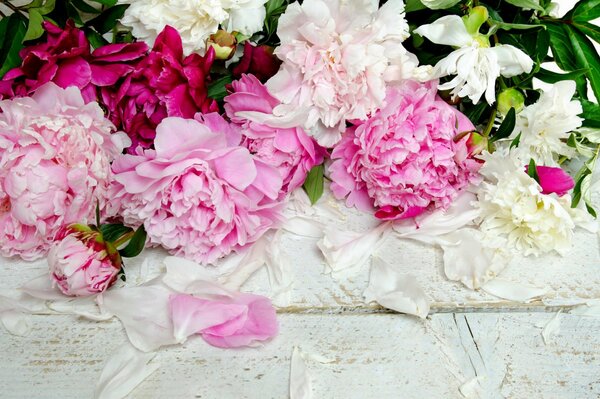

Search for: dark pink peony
xmin=330 ymin=81 xmax=480 ymax=220
xmin=102 ymin=25 xmax=218 ymax=152
xmin=224 ymin=74 xmax=325 ymax=197
xmin=232 ymin=42 xmax=281 ymax=83
xmin=0 ymin=20 xmax=148 ymax=103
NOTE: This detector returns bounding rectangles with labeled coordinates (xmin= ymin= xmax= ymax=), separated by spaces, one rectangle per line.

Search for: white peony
xmin=254 ymin=0 xmax=418 ymax=147
xmin=475 ymin=148 xmax=588 ymax=256
xmin=118 ymin=0 xmax=267 ymax=55
xmin=414 ymin=15 xmax=533 ymax=104
xmin=510 ymin=81 xmax=583 ymax=166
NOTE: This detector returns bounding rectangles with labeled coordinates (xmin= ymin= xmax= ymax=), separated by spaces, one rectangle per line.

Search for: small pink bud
xmin=48 ymin=224 xmax=122 ymax=297
xmin=525 ymin=165 xmax=575 ymax=196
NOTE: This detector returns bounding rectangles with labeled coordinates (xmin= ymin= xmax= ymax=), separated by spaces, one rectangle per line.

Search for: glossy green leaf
xmin=119 ymin=225 xmax=147 ymax=258
xmin=405 ymin=0 xmax=427 ymax=12
xmin=536 ymin=67 xmax=589 ymax=83
xmin=490 ymin=19 xmax=544 ymax=32
xmin=527 ymin=158 xmax=540 ymax=182
xmin=303 ymin=164 xmax=324 ymax=205
xmin=207 ymin=74 xmax=233 ymax=101
xmin=491 ymin=108 xmax=516 ymax=143
xmin=86 ymin=4 xmax=128 ymax=34
xmin=36 ymin=0 xmax=56 ymax=15
xmin=85 ymin=28 xmax=109 ymax=48
xmin=89 ymin=0 xmax=118 ymax=6
xmin=100 ymin=224 xmax=133 ymax=243
xmin=581 ymin=99 xmax=600 ymax=128
xmin=572 ymin=21 xmax=600 ymax=44
xmin=564 ymin=24 xmax=600 ymax=102
xmin=72 ymin=0 xmax=101 ymax=14
xmin=0 ymin=15 xmax=27 ymax=78
xmin=568 ymin=0 xmax=600 ymax=22
xmin=24 ymin=10 xmax=45 ymax=41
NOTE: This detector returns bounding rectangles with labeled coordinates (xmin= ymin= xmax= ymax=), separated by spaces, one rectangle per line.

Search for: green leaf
xmin=568 ymin=0 xmax=600 ymax=22
xmin=72 ymin=0 xmax=101 ymax=14
xmin=303 ymin=164 xmax=325 ymax=205
xmin=544 ymin=22 xmax=578 ymax=70
xmin=207 ymin=74 xmax=233 ymax=101
xmin=264 ymin=0 xmax=285 ymax=15
xmin=85 ymin=28 xmax=109 ymax=48
xmin=24 ymin=0 xmax=44 ymax=9
xmin=66 ymin=3 xmax=84 ymax=25
xmin=86 ymin=4 xmax=128 ymax=34
xmin=0 ymin=15 xmax=27 ymax=78
xmin=490 ymin=19 xmax=544 ymax=32
xmin=527 ymin=158 xmax=540 ymax=182
xmin=119 ymin=225 xmax=147 ymax=258
xmin=536 ymin=67 xmax=589 ymax=83
xmin=463 ymin=101 xmax=489 ymax=125
xmin=405 ymin=0 xmax=427 ymax=12
xmin=572 ymin=21 xmax=600 ymax=44
xmin=510 ymin=132 xmax=522 ymax=148
xmin=23 ymin=10 xmax=45 ymax=41
xmin=89 ymin=0 xmax=118 ymax=6
xmin=504 ymin=0 xmax=544 ymax=12
xmin=491 ymin=108 xmax=516 ymax=142
xmin=100 ymin=224 xmax=133 ymax=243
xmin=581 ymin=99 xmax=600 ymax=128
xmin=35 ymin=0 xmax=56 ymax=15
xmin=564 ymin=24 xmax=600 ymax=103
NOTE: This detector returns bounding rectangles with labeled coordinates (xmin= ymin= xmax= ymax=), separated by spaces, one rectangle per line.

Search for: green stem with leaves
xmin=112 ymin=231 xmax=134 ymax=248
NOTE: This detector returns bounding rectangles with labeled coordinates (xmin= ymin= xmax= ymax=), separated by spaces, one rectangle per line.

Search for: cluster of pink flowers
xmin=330 ymin=81 xmax=481 ymax=220
xmin=0 ymin=83 xmax=128 ymax=260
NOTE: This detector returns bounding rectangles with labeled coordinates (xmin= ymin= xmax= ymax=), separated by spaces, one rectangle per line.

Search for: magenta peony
xmin=232 ymin=42 xmax=281 ymax=83
xmin=0 ymin=83 xmax=129 ymax=260
xmin=48 ymin=224 xmax=122 ymax=296
xmin=224 ymin=74 xmax=326 ymax=197
xmin=329 ymin=81 xmax=480 ymax=220
xmin=102 ymin=25 xmax=218 ymax=152
xmin=0 ymin=20 xmax=148 ymax=103
xmin=170 ymin=292 xmax=278 ymax=348
xmin=526 ymin=165 xmax=575 ymax=196
xmin=109 ymin=114 xmax=284 ymax=264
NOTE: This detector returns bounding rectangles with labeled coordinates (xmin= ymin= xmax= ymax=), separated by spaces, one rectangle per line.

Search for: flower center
xmin=0 ymin=197 xmax=10 ymax=213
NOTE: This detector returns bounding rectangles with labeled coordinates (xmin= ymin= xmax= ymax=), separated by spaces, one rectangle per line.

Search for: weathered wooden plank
xmin=1 ymin=312 xmax=599 ymax=398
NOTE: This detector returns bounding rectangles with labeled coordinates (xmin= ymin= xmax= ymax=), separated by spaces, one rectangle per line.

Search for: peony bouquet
xmin=0 ymin=0 xmax=599 ymax=394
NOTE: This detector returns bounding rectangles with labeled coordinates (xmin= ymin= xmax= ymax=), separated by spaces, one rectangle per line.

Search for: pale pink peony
xmin=224 ymin=74 xmax=326 ymax=197
xmin=265 ymin=0 xmax=419 ymax=147
xmin=48 ymin=224 xmax=122 ymax=296
xmin=330 ymin=81 xmax=480 ymax=220
xmin=0 ymin=83 xmax=129 ymax=260
xmin=169 ymin=292 xmax=278 ymax=348
xmin=109 ymin=114 xmax=284 ymax=264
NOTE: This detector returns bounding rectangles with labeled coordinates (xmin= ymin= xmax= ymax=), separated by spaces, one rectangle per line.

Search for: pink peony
xmin=48 ymin=224 xmax=122 ymax=296
xmin=0 ymin=20 xmax=147 ymax=103
xmin=109 ymin=114 xmax=284 ymax=264
xmin=265 ymin=0 xmax=418 ymax=147
xmin=232 ymin=42 xmax=281 ymax=83
xmin=224 ymin=74 xmax=326 ymax=197
xmin=102 ymin=25 xmax=218 ymax=152
xmin=330 ymin=81 xmax=480 ymax=220
xmin=169 ymin=292 xmax=278 ymax=348
xmin=0 ymin=83 xmax=129 ymax=260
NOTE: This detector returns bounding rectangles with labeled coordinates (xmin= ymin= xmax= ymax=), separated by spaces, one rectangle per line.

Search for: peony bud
xmin=525 ymin=165 xmax=575 ymax=196
xmin=48 ymin=224 xmax=122 ymax=297
xmin=454 ymin=131 xmax=488 ymax=157
xmin=207 ymin=30 xmax=237 ymax=60
xmin=463 ymin=6 xmax=489 ymax=36
xmin=497 ymin=88 xmax=525 ymax=116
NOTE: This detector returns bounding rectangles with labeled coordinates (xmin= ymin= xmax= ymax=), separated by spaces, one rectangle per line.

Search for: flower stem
xmin=482 ymin=106 xmax=497 ymax=138
xmin=113 ymin=231 xmax=135 ymax=248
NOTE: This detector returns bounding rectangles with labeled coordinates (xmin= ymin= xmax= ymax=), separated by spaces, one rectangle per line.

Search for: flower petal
xmin=414 ymin=15 xmax=472 ymax=47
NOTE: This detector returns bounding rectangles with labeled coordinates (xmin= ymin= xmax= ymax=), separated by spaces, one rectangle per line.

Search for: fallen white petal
xmin=290 ymin=346 xmax=312 ymax=399
xmin=459 ymin=375 xmax=486 ymax=398
xmin=49 ymin=298 xmax=113 ymax=321
xmin=94 ymin=344 xmax=159 ymax=399
xmin=163 ymin=256 xmax=232 ymax=297
xmin=20 ymin=274 xmax=66 ymax=301
xmin=481 ymin=279 xmax=547 ymax=302
xmin=265 ymin=230 xmax=294 ymax=306
xmin=0 ymin=310 xmax=31 ymax=336
xmin=569 ymin=299 xmax=600 ymax=316
xmin=282 ymin=216 xmax=325 ymax=238
xmin=439 ymin=229 xmax=509 ymax=290
xmin=318 ymin=222 xmax=392 ymax=279
xmin=100 ymin=283 xmax=177 ymax=352
xmin=541 ymin=311 xmax=562 ymax=345
xmin=363 ymin=258 xmax=430 ymax=319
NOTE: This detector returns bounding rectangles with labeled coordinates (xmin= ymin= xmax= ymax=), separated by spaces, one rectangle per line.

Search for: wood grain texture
xmin=1 ymin=312 xmax=600 ymax=398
